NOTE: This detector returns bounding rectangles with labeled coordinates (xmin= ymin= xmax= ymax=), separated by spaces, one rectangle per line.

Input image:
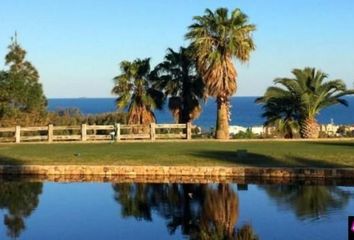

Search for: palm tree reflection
xmin=199 ymin=184 xmax=238 ymax=239
xmin=262 ymin=185 xmax=351 ymax=220
xmin=113 ymin=183 xmax=152 ymax=221
xmin=113 ymin=183 xmax=258 ymax=239
xmin=0 ymin=182 xmax=43 ymax=239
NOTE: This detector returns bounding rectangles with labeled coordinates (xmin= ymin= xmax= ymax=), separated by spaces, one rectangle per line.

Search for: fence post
xmin=150 ymin=123 xmax=156 ymax=140
xmin=48 ymin=124 xmax=53 ymax=143
xmin=186 ymin=122 xmax=192 ymax=140
xmin=81 ymin=124 xmax=87 ymax=141
xmin=15 ymin=126 xmax=21 ymax=143
xmin=115 ymin=123 xmax=120 ymax=142
xmin=93 ymin=123 xmax=97 ymax=135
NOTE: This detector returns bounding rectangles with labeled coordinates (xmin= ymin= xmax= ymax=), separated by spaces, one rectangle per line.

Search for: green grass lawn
xmin=0 ymin=140 xmax=353 ymax=168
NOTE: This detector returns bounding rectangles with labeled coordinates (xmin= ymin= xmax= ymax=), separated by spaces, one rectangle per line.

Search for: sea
xmin=48 ymin=97 xmax=354 ymax=130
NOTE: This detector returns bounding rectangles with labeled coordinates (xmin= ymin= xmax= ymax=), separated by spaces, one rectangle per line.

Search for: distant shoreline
xmin=46 ymin=97 xmax=354 ymax=128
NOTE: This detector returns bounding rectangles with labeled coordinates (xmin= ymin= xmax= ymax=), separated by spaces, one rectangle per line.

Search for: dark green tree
xmin=152 ymin=47 xmax=204 ymax=123
xmin=256 ymin=96 xmax=300 ymax=138
xmin=0 ymin=35 xmax=47 ymax=126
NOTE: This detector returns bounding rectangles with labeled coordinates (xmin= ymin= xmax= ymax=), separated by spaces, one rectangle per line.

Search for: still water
xmin=0 ymin=181 xmax=353 ymax=240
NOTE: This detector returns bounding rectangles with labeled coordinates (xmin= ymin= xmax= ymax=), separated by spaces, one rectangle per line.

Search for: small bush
xmin=231 ymin=129 xmax=260 ymax=139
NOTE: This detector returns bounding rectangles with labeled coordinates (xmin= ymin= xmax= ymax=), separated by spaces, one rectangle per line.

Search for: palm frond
xmin=185 ymin=7 xmax=256 ymax=98
xmin=111 ymin=58 xmax=164 ymax=124
xmin=151 ymin=46 xmax=204 ymax=123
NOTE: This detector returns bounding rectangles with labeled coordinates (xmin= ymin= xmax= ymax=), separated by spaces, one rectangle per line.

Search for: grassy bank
xmin=0 ymin=140 xmax=353 ymax=168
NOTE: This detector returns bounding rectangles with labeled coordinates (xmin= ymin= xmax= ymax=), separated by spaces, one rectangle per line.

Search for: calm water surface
xmin=0 ymin=182 xmax=353 ymax=240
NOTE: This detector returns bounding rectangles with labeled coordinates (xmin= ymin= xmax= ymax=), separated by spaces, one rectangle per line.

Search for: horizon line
xmin=48 ymin=96 xmax=262 ymax=99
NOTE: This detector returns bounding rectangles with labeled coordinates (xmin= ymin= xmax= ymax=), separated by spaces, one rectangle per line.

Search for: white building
xmin=229 ymin=125 xmax=267 ymax=135
xmin=250 ymin=126 xmax=265 ymax=135
xmin=320 ymin=123 xmax=340 ymax=136
xmin=229 ymin=125 xmax=248 ymax=135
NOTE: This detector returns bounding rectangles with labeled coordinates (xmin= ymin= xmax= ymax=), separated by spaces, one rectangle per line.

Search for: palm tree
xmin=259 ymin=67 xmax=354 ymax=138
xmin=186 ymin=8 xmax=256 ymax=139
xmin=256 ymin=96 xmax=300 ymax=138
xmin=151 ymin=47 xmax=204 ymax=123
xmin=112 ymin=58 xmax=164 ymax=125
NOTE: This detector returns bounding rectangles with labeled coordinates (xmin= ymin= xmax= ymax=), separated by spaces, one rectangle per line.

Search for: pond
xmin=0 ymin=180 xmax=353 ymax=240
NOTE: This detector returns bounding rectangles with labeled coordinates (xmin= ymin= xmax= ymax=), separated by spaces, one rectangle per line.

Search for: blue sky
xmin=0 ymin=0 xmax=353 ymax=98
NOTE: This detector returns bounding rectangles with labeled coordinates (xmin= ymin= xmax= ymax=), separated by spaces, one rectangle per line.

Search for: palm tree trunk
xmin=300 ymin=117 xmax=320 ymax=139
xmin=180 ymin=103 xmax=189 ymax=124
xmin=285 ymin=124 xmax=293 ymax=139
xmin=215 ymin=97 xmax=229 ymax=139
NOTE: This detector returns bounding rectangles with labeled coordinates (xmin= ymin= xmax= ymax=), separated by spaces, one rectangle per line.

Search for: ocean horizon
xmin=48 ymin=96 xmax=354 ymax=129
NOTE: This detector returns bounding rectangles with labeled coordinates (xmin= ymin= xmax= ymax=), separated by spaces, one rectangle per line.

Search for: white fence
xmin=0 ymin=123 xmax=193 ymax=143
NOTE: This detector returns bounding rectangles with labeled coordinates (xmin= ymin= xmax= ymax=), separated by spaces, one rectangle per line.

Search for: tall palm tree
xmin=259 ymin=67 xmax=354 ymax=138
xmin=112 ymin=58 xmax=164 ymax=125
xmin=186 ymin=8 xmax=256 ymax=139
xmin=152 ymin=47 xmax=204 ymax=123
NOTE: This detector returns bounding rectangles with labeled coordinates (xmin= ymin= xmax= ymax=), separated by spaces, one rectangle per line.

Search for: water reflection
xmin=113 ymin=183 xmax=258 ymax=240
xmin=262 ymin=185 xmax=351 ymax=220
xmin=0 ymin=182 xmax=43 ymax=238
xmin=0 ymin=181 xmax=351 ymax=239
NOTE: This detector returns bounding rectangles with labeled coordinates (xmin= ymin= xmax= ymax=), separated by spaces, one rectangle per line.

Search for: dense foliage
xmin=47 ymin=108 xmax=126 ymax=126
xmin=0 ymin=36 xmax=47 ymax=126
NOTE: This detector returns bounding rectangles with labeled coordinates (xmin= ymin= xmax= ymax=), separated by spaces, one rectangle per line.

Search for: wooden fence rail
xmin=0 ymin=123 xmax=192 ymax=143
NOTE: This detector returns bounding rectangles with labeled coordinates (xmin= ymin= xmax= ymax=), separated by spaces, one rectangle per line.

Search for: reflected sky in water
xmin=0 ymin=182 xmax=353 ymax=240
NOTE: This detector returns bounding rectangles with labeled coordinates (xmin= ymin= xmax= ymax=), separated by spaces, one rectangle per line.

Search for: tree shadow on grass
xmin=285 ymin=155 xmax=350 ymax=168
xmin=190 ymin=150 xmax=350 ymax=168
xmin=0 ymin=155 xmax=26 ymax=165
xmin=0 ymin=155 xmax=37 ymax=181
xmin=308 ymin=141 xmax=354 ymax=148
